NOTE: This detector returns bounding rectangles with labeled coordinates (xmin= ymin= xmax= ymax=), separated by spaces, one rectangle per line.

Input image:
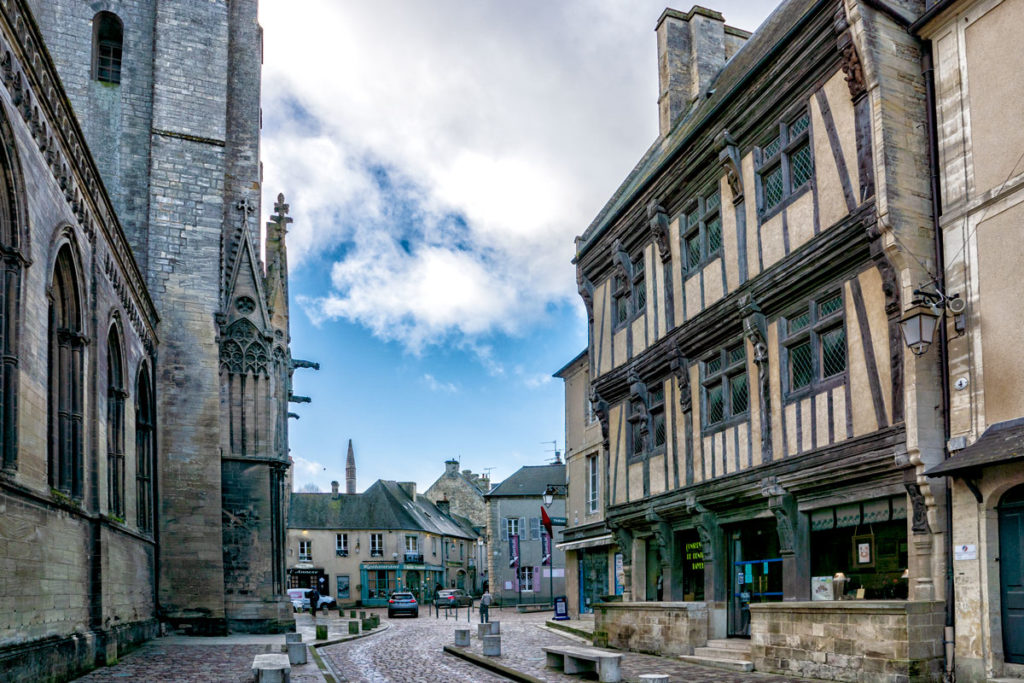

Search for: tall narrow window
xmin=49 ymin=245 xmax=85 ymax=498
xmin=135 ymin=364 xmax=154 ymax=532
xmin=681 ymin=188 xmax=722 ymax=274
xmin=93 ymin=13 xmax=124 ymax=84
xmin=632 ymin=255 xmax=646 ymax=314
xmin=586 ymin=453 xmax=599 ymax=514
xmin=757 ymin=111 xmax=813 ymax=215
xmin=0 ymin=127 xmax=22 ymax=473
xmin=783 ymin=292 xmax=846 ymax=396
xmin=106 ymin=327 xmax=125 ymax=518
xmin=701 ymin=343 xmax=749 ymax=430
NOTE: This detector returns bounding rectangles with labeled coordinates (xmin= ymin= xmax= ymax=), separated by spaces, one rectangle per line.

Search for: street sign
xmin=550 ymin=517 xmax=567 ymax=526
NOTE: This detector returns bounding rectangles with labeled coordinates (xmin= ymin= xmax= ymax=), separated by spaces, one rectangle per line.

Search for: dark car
xmin=387 ymin=591 xmax=419 ymax=618
xmin=435 ymin=588 xmax=473 ymax=608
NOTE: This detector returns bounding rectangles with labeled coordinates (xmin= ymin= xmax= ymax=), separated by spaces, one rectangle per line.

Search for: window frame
xmin=586 ymin=453 xmax=599 ymax=514
xmin=405 ymin=535 xmax=418 ymax=553
xmin=49 ymin=245 xmax=85 ymax=500
xmin=519 ymin=565 xmax=534 ymax=592
xmin=92 ymin=12 xmax=124 ymax=85
xmin=701 ymin=342 xmax=750 ymax=432
xmin=299 ymin=539 xmax=312 ymax=562
xmin=631 ymin=254 xmax=646 ymax=316
xmin=106 ymin=326 xmax=126 ymax=519
xmin=781 ymin=291 xmax=847 ymax=400
xmin=756 ymin=109 xmax=813 ymax=219
xmin=370 ymin=532 xmax=384 ymax=557
xmin=135 ymin=364 xmax=154 ymax=532
xmin=505 ymin=517 xmax=520 ymax=540
xmin=680 ymin=187 xmax=723 ymax=275
xmin=336 ymin=533 xmax=348 ymax=556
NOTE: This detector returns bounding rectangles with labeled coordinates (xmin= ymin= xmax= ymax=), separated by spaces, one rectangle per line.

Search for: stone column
xmin=611 ymin=525 xmax=634 ymax=602
xmin=761 ymin=477 xmax=809 ymax=601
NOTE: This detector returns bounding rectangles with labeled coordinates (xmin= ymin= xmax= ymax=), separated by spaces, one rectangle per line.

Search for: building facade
xmin=914 ymin=0 xmax=1024 ymax=679
xmin=424 ymin=459 xmax=492 ymax=592
xmin=0 ymin=0 xmax=296 ymax=679
xmin=556 ymin=351 xmax=620 ymax=617
xmin=575 ymin=2 xmax=949 ymax=679
xmin=485 ymin=463 xmax=567 ymax=604
xmin=287 ymin=480 xmax=479 ymax=607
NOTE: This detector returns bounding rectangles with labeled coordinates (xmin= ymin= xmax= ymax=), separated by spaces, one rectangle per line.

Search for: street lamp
xmin=543 ymin=484 xmax=567 ymax=507
xmin=898 ymin=287 xmax=965 ymax=356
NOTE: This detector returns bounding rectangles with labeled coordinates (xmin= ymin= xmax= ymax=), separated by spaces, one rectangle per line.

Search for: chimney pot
xmin=331 ymin=481 xmax=339 ymax=494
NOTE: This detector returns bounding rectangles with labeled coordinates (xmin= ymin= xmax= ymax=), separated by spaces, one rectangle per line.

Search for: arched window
xmin=93 ymin=12 xmax=123 ymax=84
xmin=136 ymin=364 xmax=154 ymax=532
xmin=0 ymin=123 xmax=22 ymax=472
xmin=49 ymin=245 xmax=85 ymax=498
xmin=106 ymin=326 xmax=125 ymax=518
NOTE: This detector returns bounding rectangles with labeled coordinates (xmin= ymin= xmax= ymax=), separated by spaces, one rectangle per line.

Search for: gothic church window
xmin=93 ymin=12 xmax=123 ymax=84
xmin=757 ymin=111 xmax=813 ymax=215
xmin=136 ymin=365 xmax=154 ymax=532
xmin=681 ymin=188 xmax=722 ymax=273
xmin=783 ymin=292 xmax=846 ymax=396
xmin=106 ymin=327 xmax=126 ymax=518
xmin=701 ymin=343 xmax=748 ymax=430
xmin=49 ymin=245 xmax=85 ymax=498
xmin=0 ymin=129 xmax=22 ymax=473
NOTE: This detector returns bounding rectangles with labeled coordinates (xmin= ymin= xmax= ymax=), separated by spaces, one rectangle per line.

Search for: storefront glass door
xmin=579 ymin=549 xmax=609 ymax=613
xmin=728 ymin=520 xmax=782 ymax=637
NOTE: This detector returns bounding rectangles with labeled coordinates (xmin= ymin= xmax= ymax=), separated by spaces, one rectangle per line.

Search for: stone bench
xmin=543 ymin=645 xmax=622 ymax=683
xmin=251 ymin=653 xmax=291 ymax=683
xmin=516 ymin=602 xmax=552 ymax=613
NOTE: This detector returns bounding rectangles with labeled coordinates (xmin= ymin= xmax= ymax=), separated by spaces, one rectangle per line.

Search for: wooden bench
xmin=251 ymin=653 xmax=291 ymax=683
xmin=543 ymin=645 xmax=622 ymax=682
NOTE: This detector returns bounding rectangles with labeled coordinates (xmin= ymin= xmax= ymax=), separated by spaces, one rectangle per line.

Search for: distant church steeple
xmin=346 ymin=439 xmax=356 ymax=494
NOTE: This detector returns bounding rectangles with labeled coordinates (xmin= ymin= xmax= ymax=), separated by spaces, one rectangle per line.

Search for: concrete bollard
xmin=638 ymin=676 xmax=669 ymax=682
xmin=315 ymin=624 xmax=328 ymax=640
xmin=477 ymin=623 xmax=490 ymax=638
xmin=361 ymin=618 xmax=373 ymax=631
xmin=454 ymin=629 xmax=471 ymax=647
xmin=350 ymin=610 xmax=356 ymax=618
xmin=348 ymin=620 xmax=359 ymax=634
xmin=284 ymin=633 xmax=302 ymax=644
xmin=488 ymin=620 xmax=500 ymax=635
xmin=482 ymin=634 xmax=501 ymax=656
xmin=359 ymin=611 xmax=366 ymax=619
xmin=287 ymin=642 xmax=307 ymax=665
xmin=371 ymin=614 xmax=380 ymax=627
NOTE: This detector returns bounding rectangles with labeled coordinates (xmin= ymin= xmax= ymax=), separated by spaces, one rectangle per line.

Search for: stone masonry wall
xmin=593 ymin=602 xmax=708 ymax=656
xmin=749 ymin=601 xmax=945 ymax=682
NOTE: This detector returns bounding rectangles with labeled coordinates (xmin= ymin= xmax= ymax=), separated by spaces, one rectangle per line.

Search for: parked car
xmin=286 ymin=588 xmax=336 ymax=612
xmin=435 ymin=588 xmax=472 ymax=608
xmin=387 ymin=591 xmax=419 ymax=618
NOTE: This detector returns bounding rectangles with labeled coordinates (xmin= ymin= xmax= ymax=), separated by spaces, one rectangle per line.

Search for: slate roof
xmin=926 ymin=417 xmax=1024 ymax=477
xmin=578 ymin=0 xmax=823 ymax=257
xmin=288 ymin=479 xmax=475 ymax=539
xmin=484 ymin=464 xmax=565 ymax=498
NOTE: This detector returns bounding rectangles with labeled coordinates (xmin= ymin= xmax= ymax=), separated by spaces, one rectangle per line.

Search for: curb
xmin=442 ymin=644 xmax=545 ymax=683
xmin=543 ymin=620 xmax=594 ymax=642
xmin=537 ymin=624 xmax=592 ymax=645
xmin=311 ymin=621 xmax=391 ymax=648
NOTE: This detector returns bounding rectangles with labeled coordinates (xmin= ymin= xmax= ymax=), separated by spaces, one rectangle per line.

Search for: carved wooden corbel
xmin=685 ymin=494 xmax=718 ymax=563
xmin=716 ymin=130 xmax=743 ymax=203
xmin=576 ymin=262 xmax=595 ymax=326
xmin=761 ymin=476 xmax=797 ymax=553
xmin=611 ymin=239 xmax=631 ymax=295
xmin=647 ymin=198 xmax=672 ymax=263
xmin=904 ymin=482 xmax=932 ymax=535
xmin=607 ymin=520 xmax=634 ymax=565
xmin=740 ymin=296 xmax=772 ymax=460
xmin=670 ymin=343 xmax=691 ymax=412
xmin=591 ymin=388 xmax=610 ymax=452
xmin=646 ymin=507 xmax=673 ymax=567
xmin=834 ymin=10 xmax=866 ymax=101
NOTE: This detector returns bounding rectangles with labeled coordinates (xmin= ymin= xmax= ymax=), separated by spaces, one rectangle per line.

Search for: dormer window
xmin=93 ymin=13 xmax=123 ymax=84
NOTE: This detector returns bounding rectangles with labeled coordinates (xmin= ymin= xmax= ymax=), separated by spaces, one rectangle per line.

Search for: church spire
xmin=346 ymin=439 xmax=356 ymax=494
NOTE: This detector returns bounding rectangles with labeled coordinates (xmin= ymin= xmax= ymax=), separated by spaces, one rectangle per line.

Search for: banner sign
xmin=541 ymin=531 xmax=552 ymax=566
xmin=509 ymin=534 xmax=520 ymax=568
xmin=549 ymin=517 xmax=567 ymax=526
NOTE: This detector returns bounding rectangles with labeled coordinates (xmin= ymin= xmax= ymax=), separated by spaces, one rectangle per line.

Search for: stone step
xmin=693 ymin=646 xmax=752 ymax=661
xmin=703 ymin=638 xmax=751 ymax=652
xmin=679 ymin=655 xmax=754 ymax=673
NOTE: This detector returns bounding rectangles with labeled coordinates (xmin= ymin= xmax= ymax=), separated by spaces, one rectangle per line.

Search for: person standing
xmin=479 ymin=589 xmax=492 ymax=624
xmin=309 ymin=586 xmax=321 ymax=615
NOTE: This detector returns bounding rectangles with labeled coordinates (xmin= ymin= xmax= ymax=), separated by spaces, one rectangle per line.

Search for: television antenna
xmin=542 ymin=440 xmax=562 ymax=464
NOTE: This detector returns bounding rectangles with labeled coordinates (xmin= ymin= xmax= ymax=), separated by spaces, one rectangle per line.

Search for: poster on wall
xmin=541 ymin=531 xmax=552 ymax=566
xmin=811 ymin=576 xmax=833 ymax=601
xmin=614 ymin=553 xmax=624 ymax=595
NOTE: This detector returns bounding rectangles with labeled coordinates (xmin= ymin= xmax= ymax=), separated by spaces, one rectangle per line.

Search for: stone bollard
xmin=477 ymin=623 xmax=490 ymax=638
xmin=638 ymin=676 xmax=668 ymax=683
xmin=350 ymin=610 xmax=356 ymax=618
xmin=359 ymin=611 xmax=366 ymax=619
xmin=348 ymin=620 xmax=359 ymax=635
xmin=315 ymin=624 xmax=328 ymax=640
xmin=454 ymin=629 xmax=471 ymax=647
xmin=361 ymin=618 xmax=373 ymax=631
xmin=482 ymin=634 xmax=501 ymax=656
xmin=284 ymin=633 xmax=302 ymax=644
xmin=488 ymin=620 xmax=500 ymax=635
xmin=287 ymin=642 xmax=307 ymax=665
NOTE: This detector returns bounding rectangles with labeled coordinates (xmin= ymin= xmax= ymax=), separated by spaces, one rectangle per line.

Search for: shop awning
xmin=926 ymin=417 xmax=1024 ymax=477
xmin=556 ymin=534 xmax=614 ymax=552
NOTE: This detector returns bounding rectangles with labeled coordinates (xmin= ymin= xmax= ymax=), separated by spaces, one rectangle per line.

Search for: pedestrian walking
xmin=479 ymin=589 xmax=492 ymax=623
xmin=309 ymin=587 xmax=321 ymax=615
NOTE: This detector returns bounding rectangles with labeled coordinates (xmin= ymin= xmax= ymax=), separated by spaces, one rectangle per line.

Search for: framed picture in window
xmin=852 ymin=534 xmax=875 ymax=568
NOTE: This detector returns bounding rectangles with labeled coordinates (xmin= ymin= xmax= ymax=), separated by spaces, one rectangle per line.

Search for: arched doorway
xmin=456 ymin=569 xmax=466 ymax=590
xmin=1000 ymin=484 xmax=1024 ymax=663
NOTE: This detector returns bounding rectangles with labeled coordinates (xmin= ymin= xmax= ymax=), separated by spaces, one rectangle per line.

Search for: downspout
xmin=921 ymin=43 xmax=956 ymax=683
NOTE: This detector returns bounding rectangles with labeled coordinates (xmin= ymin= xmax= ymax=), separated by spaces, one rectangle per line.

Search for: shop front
xmin=287 ymin=564 xmax=326 ymax=592
xmin=360 ymin=561 xmax=444 ymax=606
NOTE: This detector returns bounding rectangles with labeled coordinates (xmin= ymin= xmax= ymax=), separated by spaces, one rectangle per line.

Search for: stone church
xmin=0 ymin=0 xmax=297 ymax=679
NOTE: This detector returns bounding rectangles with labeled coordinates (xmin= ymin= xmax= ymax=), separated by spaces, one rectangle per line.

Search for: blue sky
xmin=258 ymin=1 xmax=774 ymax=492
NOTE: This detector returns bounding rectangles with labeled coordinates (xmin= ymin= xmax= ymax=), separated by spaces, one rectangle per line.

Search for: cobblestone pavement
xmin=320 ymin=606 xmax=826 ymax=683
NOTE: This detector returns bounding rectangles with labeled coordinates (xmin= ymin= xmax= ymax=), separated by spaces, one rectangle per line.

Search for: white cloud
xmin=423 ymin=374 xmax=459 ymax=394
xmin=260 ymin=0 xmax=771 ymax=353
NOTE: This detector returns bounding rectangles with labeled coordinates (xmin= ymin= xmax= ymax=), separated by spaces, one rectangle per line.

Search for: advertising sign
xmin=614 ymin=553 xmax=624 ymax=595
xmin=553 ymin=596 xmax=569 ymax=621
xmin=509 ymin=534 xmax=520 ymax=568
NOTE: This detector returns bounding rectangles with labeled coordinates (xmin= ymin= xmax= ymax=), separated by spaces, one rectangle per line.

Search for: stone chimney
xmin=437 ymin=497 xmax=451 ymax=516
xmin=345 ymin=439 xmax=356 ymax=494
xmin=444 ymin=459 xmax=459 ymax=475
xmin=398 ymin=481 xmax=417 ymax=501
xmin=656 ymin=6 xmax=738 ymax=137
xmin=331 ymin=480 xmax=339 ymax=495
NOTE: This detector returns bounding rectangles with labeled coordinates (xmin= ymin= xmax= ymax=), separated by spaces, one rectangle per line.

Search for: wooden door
xmin=1000 ymin=485 xmax=1024 ymax=663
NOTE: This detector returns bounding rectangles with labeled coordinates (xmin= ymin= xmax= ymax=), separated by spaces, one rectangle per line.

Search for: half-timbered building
xmin=576 ymin=2 xmax=949 ymax=679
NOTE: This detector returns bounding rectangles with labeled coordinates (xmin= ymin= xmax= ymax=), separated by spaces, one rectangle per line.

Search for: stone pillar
xmin=610 ymin=525 xmax=634 ymax=602
xmin=761 ymin=478 xmax=809 ymax=601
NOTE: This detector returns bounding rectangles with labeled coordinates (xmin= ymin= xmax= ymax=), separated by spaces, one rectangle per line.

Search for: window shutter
xmin=520 ymin=517 xmax=527 ymax=539
xmin=501 ymin=517 xmax=508 ymax=541
xmin=530 ymin=517 xmax=541 ymax=540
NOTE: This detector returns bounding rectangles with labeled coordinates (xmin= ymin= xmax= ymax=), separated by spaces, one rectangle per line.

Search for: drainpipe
xmin=921 ymin=43 xmax=956 ymax=683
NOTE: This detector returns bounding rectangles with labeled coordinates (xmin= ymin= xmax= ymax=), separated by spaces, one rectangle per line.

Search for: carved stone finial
xmin=273 ymin=193 xmax=292 ymax=225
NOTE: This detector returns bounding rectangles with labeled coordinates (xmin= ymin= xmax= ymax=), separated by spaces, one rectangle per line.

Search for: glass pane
xmin=653 ymin=412 xmax=666 ymax=447
xmin=821 ymin=327 xmax=847 ymax=377
xmin=763 ymin=166 xmax=783 ymax=209
xmin=617 ymin=296 xmax=628 ymax=324
xmin=686 ymin=234 xmax=701 ymax=269
xmin=632 ymin=424 xmax=644 ymax=455
xmin=731 ymin=373 xmax=749 ymax=414
xmin=790 ymin=341 xmax=813 ymax=390
xmin=635 ymin=278 xmax=646 ymax=311
xmin=791 ymin=143 xmax=813 ymax=189
xmin=687 ymin=210 xmax=700 ymax=229
xmin=705 ymin=356 xmax=722 ymax=376
xmin=706 ymin=384 xmax=724 ymax=424
xmin=707 ymin=215 xmax=722 ymax=254
xmin=728 ymin=345 xmax=745 ymax=365
xmin=788 ymin=311 xmax=811 ymax=334
xmin=705 ymin=191 xmax=721 ymax=214
xmin=649 ymin=385 xmax=664 ymax=405
xmin=818 ymin=294 xmax=843 ymax=318
xmin=633 ymin=257 xmax=645 ymax=275
xmin=762 ymin=135 xmax=781 ymax=160
xmin=789 ymin=112 xmax=810 ymax=137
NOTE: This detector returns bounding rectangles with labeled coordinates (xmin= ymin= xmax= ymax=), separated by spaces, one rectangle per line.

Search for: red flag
xmin=541 ymin=506 xmax=553 ymax=538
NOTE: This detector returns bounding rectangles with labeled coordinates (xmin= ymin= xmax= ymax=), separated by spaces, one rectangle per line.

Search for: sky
xmin=257 ymin=1 xmax=775 ymax=494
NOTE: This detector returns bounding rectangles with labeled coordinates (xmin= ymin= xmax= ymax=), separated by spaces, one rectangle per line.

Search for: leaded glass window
xmin=783 ymin=292 xmax=847 ymax=396
xmin=702 ymin=342 xmax=748 ymax=430
xmin=680 ymin=187 xmax=723 ymax=274
xmin=757 ymin=109 xmax=814 ymax=215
